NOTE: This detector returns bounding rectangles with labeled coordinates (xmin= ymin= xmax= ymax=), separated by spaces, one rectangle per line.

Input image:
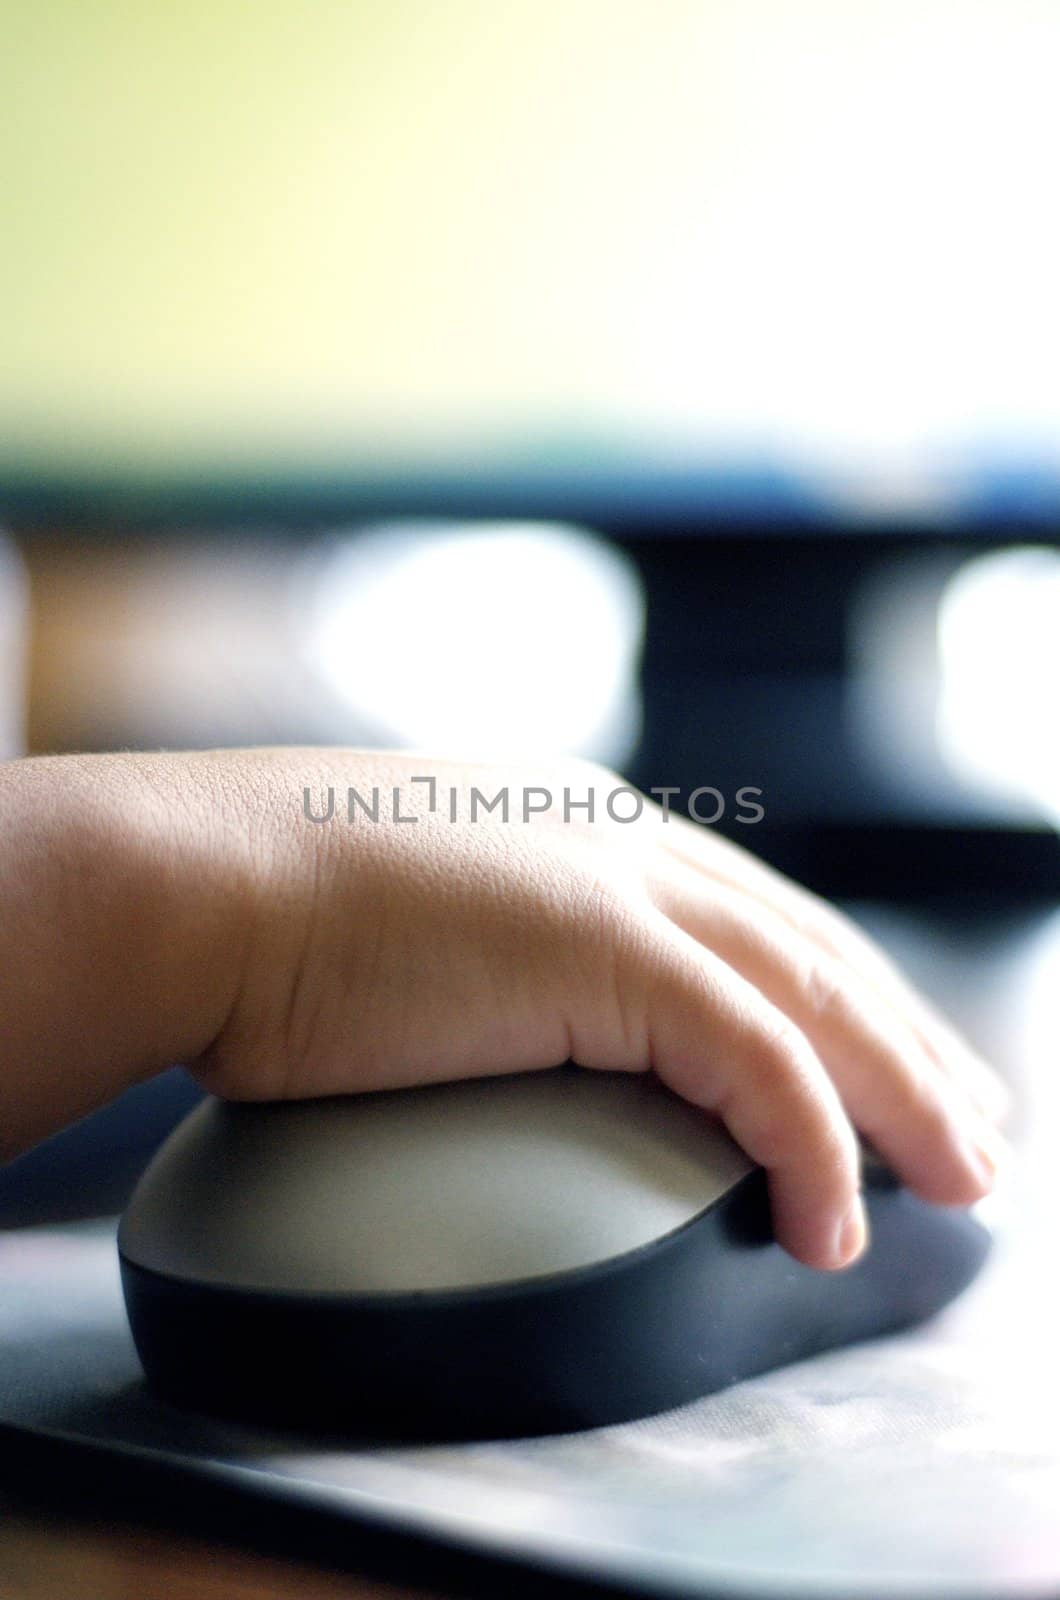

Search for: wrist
xmin=0 ymin=754 xmax=254 ymax=1155
xmin=107 ymin=754 xmax=258 ymax=1074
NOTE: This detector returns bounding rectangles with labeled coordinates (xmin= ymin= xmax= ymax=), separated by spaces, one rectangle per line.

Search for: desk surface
xmin=0 ymin=1492 xmax=436 ymax=1600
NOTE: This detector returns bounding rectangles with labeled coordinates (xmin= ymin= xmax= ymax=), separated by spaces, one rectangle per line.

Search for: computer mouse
xmin=118 ymin=1065 xmax=992 ymax=1439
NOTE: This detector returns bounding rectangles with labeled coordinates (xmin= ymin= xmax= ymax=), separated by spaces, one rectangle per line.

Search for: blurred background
xmin=2 ymin=0 xmax=1060 ymax=1213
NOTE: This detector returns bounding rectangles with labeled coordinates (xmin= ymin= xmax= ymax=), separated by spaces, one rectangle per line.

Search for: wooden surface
xmin=0 ymin=1494 xmax=442 ymax=1600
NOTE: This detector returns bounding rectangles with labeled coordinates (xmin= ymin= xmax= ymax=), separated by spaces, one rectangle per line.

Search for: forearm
xmin=0 ymin=754 xmax=251 ymax=1159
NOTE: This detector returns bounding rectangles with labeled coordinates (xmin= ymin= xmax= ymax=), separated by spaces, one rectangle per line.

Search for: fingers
xmin=651 ymin=872 xmax=1003 ymax=1209
xmin=660 ymin=813 xmax=1011 ymax=1126
xmin=760 ymin=888 xmax=1011 ymax=1126
xmin=636 ymin=917 xmax=865 ymax=1271
xmin=806 ymin=912 xmax=1011 ymax=1126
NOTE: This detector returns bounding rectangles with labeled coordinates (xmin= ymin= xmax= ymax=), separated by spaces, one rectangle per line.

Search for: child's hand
xmin=1 ymin=750 xmax=1008 ymax=1270
xmin=197 ymin=749 xmax=1007 ymax=1271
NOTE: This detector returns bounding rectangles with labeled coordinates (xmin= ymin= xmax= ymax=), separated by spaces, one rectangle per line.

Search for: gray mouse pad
xmin=1 ymin=1200 xmax=1058 ymax=1600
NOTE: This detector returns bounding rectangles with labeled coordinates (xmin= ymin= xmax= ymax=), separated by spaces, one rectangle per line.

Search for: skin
xmin=0 ymin=748 xmax=1009 ymax=1271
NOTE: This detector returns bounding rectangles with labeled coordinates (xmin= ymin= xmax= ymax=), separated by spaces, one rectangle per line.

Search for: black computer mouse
xmin=118 ymin=1065 xmax=992 ymax=1439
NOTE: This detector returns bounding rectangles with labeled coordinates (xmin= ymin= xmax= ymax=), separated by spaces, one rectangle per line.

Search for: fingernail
xmin=834 ymin=1197 xmax=868 ymax=1267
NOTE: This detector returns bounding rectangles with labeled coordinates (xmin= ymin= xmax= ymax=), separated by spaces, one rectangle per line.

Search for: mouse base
xmin=120 ymin=1172 xmax=991 ymax=1441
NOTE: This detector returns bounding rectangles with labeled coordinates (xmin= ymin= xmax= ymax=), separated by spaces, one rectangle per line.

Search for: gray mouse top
xmin=118 ymin=1067 xmax=755 ymax=1296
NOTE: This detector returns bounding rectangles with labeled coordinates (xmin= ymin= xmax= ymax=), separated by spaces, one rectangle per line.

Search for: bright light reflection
xmin=304 ymin=522 xmax=644 ymax=764
xmin=937 ymin=547 xmax=1060 ymax=822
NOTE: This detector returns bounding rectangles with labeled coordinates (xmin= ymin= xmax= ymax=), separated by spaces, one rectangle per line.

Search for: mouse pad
xmin=1 ymin=1204 xmax=1058 ymax=1599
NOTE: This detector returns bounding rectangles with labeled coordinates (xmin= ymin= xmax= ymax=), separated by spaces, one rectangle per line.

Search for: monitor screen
xmin=4 ymin=2 xmax=1059 ymax=521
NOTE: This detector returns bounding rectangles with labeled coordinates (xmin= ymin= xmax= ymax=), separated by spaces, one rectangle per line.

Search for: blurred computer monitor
xmin=3 ymin=2 xmax=1059 ymax=527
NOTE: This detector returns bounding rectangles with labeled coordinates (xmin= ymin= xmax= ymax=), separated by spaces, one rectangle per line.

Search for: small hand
xmin=188 ymin=750 xmax=1009 ymax=1273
